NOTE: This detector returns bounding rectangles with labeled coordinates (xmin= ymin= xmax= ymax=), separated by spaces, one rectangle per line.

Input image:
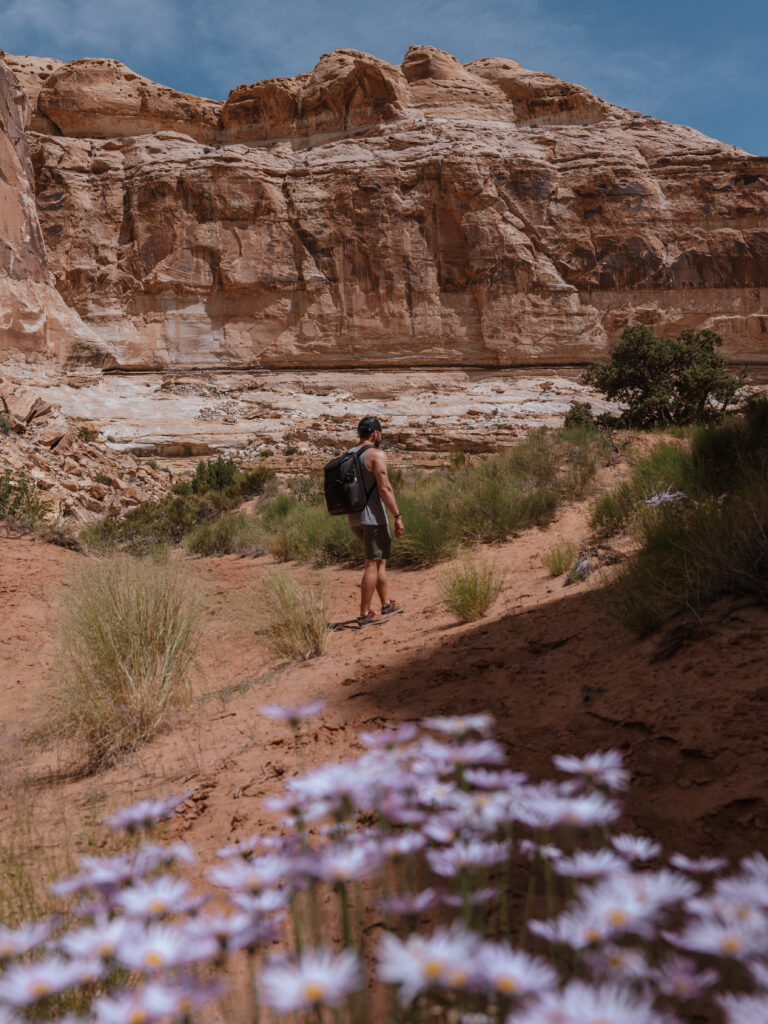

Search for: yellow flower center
xmin=31 ymin=981 xmax=52 ymax=998
xmin=423 ymin=959 xmax=443 ymax=980
xmin=450 ymin=969 xmax=468 ymax=987
xmin=128 ymin=1010 xmax=148 ymax=1024
xmin=149 ymin=899 xmax=167 ymax=914
xmin=495 ymin=974 xmax=519 ymax=994
xmin=607 ymin=908 xmax=628 ymax=926
xmin=674 ymin=978 xmax=692 ymax=996
xmin=720 ymin=935 xmax=743 ymax=954
xmin=99 ymin=942 xmax=116 ymax=956
xmin=303 ymin=982 xmax=326 ymax=1002
xmin=584 ymin=927 xmax=602 ymax=943
xmin=144 ymin=950 xmax=164 ymax=967
xmin=735 ymin=905 xmax=750 ymax=921
xmin=0 ymin=943 xmax=14 ymax=957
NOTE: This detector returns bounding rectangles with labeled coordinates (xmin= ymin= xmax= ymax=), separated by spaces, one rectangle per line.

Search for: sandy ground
xmin=2 ymin=484 xmax=768 ymax=875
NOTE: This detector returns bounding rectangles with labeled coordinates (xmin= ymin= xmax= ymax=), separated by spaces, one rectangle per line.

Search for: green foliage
xmin=564 ymin=402 xmax=597 ymax=432
xmin=0 ymin=469 xmax=52 ymax=530
xmin=439 ymin=559 xmax=504 ymax=622
xmin=193 ymin=456 xmax=237 ymax=493
xmin=77 ymin=425 xmax=99 ymax=442
xmin=592 ymin=398 xmax=768 ymax=536
xmin=584 ymin=325 xmax=742 ymax=428
xmin=94 ymin=472 xmax=112 ymax=486
xmin=543 ymin=541 xmax=577 ymax=577
xmin=607 ymin=398 xmax=768 ymax=632
xmin=185 ymin=512 xmax=265 ymax=557
xmin=82 ymin=464 xmax=274 ymax=555
xmin=0 ymin=414 xmax=13 ymax=436
xmin=283 ymin=445 xmax=299 ymax=456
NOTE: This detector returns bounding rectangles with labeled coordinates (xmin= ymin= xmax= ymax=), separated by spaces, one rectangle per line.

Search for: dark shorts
xmin=352 ymin=524 xmax=391 ymax=561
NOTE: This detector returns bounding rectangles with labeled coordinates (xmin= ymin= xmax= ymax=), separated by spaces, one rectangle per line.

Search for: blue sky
xmin=2 ymin=0 xmax=766 ymax=154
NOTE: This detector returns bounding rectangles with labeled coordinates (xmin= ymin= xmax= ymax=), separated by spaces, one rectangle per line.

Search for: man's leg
xmin=360 ymin=559 xmax=380 ymax=617
xmin=375 ymin=559 xmax=389 ymax=610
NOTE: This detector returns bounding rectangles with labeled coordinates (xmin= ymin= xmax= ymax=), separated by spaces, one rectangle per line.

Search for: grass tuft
xmin=259 ymin=572 xmax=329 ymax=663
xmin=185 ymin=512 xmax=265 ymax=557
xmin=543 ymin=541 xmax=577 ymax=577
xmin=440 ymin=558 xmax=504 ymax=623
xmin=50 ymin=556 xmax=203 ymax=768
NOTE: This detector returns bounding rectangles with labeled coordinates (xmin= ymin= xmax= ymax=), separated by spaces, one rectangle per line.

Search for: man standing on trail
xmin=347 ymin=416 xmax=405 ymax=627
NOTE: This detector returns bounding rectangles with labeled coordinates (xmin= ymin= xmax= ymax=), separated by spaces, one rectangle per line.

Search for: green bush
xmin=584 ymin=325 xmax=742 ymax=428
xmin=185 ymin=512 xmax=265 ymax=557
xmin=592 ymin=398 xmax=768 ymax=536
xmin=439 ymin=559 xmax=504 ymax=622
xmin=0 ymin=469 xmax=51 ymax=531
xmin=193 ymin=456 xmax=236 ymax=493
xmin=564 ymin=402 xmax=597 ymax=432
xmin=82 ymin=464 xmax=274 ymax=555
xmin=606 ymin=400 xmax=768 ymax=632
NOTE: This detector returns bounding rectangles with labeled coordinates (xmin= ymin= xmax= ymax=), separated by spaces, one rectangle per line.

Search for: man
xmin=347 ymin=416 xmax=405 ymax=626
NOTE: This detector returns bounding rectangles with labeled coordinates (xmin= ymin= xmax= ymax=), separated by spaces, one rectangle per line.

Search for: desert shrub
xmin=82 ymin=464 xmax=274 ymax=554
xmin=0 ymin=413 xmax=13 ymax=436
xmin=606 ymin=400 xmax=768 ymax=631
xmin=268 ymin=504 xmax=359 ymax=566
xmin=193 ymin=455 xmax=236 ymax=493
xmin=52 ymin=556 xmax=202 ymax=768
xmin=564 ymin=401 xmax=597 ymax=431
xmin=439 ymin=559 xmax=504 ymax=622
xmin=591 ymin=482 xmax=635 ymax=535
xmin=288 ymin=474 xmax=324 ymax=505
xmin=258 ymin=572 xmax=329 ymax=662
xmin=543 ymin=540 xmax=576 ymax=577
xmin=0 ymin=469 xmax=51 ymax=531
xmin=185 ymin=512 xmax=264 ymax=557
xmin=390 ymin=490 xmax=460 ymax=568
xmin=283 ymin=445 xmax=299 ymax=456
xmin=77 ymin=424 xmax=98 ymax=442
xmin=592 ymin=398 xmax=768 ymax=536
xmin=94 ymin=472 xmax=112 ymax=486
xmin=584 ymin=324 xmax=742 ymax=428
xmin=39 ymin=520 xmax=82 ymax=551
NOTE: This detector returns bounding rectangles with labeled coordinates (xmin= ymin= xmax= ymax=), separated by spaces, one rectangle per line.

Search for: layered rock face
xmin=1 ymin=45 xmax=767 ymax=369
xmin=0 ymin=57 xmax=103 ymax=362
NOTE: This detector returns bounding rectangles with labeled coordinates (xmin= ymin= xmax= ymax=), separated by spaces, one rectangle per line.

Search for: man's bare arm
xmin=369 ymin=450 xmax=399 ymax=517
xmin=369 ymin=450 xmax=404 ymax=536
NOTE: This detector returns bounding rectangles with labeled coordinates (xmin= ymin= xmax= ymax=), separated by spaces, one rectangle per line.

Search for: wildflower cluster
xmin=2 ymin=709 xmax=767 ymax=1023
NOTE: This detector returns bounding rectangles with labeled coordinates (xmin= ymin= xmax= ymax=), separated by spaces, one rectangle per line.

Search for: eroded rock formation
xmin=1 ymin=45 xmax=767 ymax=369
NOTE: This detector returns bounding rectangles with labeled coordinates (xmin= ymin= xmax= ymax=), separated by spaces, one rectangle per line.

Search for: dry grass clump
xmin=259 ymin=572 xmax=329 ymax=662
xmin=52 ymin=556 xmax=202 ymax=769
xmin=543 ymin=540 xmax=576 ymax=578
xmin=440 ymin=559 xmax=504 ymax=623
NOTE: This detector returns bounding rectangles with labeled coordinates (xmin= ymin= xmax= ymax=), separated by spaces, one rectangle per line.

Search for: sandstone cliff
xmin=1 ymin=45 xmax=767 ymax=369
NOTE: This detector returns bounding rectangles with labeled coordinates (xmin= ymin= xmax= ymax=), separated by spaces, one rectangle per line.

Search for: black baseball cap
xmin=357 ymin=416 xmax=382 ymax=438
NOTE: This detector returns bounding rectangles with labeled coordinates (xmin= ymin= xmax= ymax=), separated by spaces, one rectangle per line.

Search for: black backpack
xmin=323 ymin=445 xmax=376 ymax=516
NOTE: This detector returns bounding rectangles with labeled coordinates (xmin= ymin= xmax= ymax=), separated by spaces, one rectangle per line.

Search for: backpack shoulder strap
xmin=356 ymin=444 xmax=377 ymax=502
